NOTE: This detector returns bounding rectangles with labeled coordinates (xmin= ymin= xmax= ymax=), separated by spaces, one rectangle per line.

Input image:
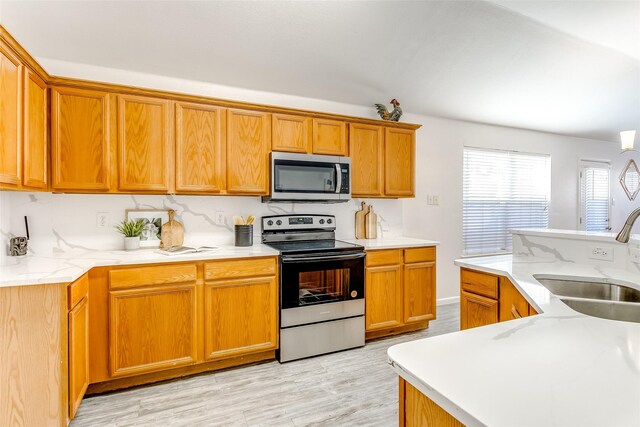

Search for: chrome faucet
xmin=615 ymin=207 xmax=640 ymax=243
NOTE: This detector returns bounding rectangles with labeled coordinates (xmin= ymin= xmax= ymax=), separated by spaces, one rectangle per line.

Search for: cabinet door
xmin=118 ymin=95 xmax=172 ymax=192
xmin=226 ymin=109 xmax=270 ymax=194
xmin=109 ymin=284 xmax=198 ymax=377
xmin=460 ymin=291 xmax=498 ymax=330
xmin=403 ymin=261 xmax=436 ymax=324
xmin=312 ymin=118 xmax=348 ymax=156
xmin=69 ymin=296 xmax=89 ymax=419
xmin=499 ymin=278 xmax=530 ymax=322
xmin=384 ymin=128 xmax=414 ymax=197
xmin=204 ymin=276 xmax=277 ymax=360
xmin=23 ymin=69 xmax=47 ymax=189
xmin=51 ymin=87 xmax=111 ymax=191
xmin=175 ymin=102 xmax=226 ymax=193
xmin=365 ymin=264 xmax=403 ymax=331
xmin=271 ymin=113 xmax=311 ymax=153
xmin=0 ymin=42 xmax=22 ymax=187
xmin=350 ymin=123 xmax=383 ymax=197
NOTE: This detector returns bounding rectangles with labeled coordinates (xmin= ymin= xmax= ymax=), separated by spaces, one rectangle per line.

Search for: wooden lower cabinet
xmin=460 ymin=268 xmax=536 ymax=330
xmin=460 ymin=290 xmax=498 ymax=330
xmin=365 ymin=247 xmax=436 ymax=339
xmin=204 ymin=276 xmax=277 ymax=360
xmin=109 ymin=283 xmax=198 ymax=377
xmin=365 ymin=263 xmax=404 ymax=331
xmin=399 ymin=378 xmax=464 ymax=427
xmin=69 ymin=294 xmax=89 ymax=419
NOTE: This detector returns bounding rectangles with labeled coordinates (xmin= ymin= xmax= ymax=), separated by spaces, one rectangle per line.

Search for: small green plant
xmin=114 ymin=219 xmax=145 ymax=237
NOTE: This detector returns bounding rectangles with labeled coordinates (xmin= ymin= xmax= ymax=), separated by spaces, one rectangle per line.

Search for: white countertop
xmin=343 ymin=236 xmax=439 ymax=250
xmin=0 ymin=244 xmax=280 ymax=288
xmin=388 ymin=255 xmax=640 ymax=427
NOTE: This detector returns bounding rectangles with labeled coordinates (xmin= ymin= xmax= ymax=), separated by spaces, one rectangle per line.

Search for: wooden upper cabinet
xmin=175 ymin=102 xmax=226 ymax=193
xmin=118 ymin=95 xmax=173 ymax=192
xmin=271 ymin=113 xmax=311 ymax=153
xmin=349 ymin=123 xmax=383 ymax=197
xmin=384 ymin=127 xmax=414 ymax=197
xmin=403 ymin=261 xmax=436 ymax=324
xmin=0 ymin=42 xmax=22 ymax=187
xmin=226 ymin=109 xmax=270 ymax=195
xmin=312 ymin=118 xmax=348 ymax=156
xmin=52 ymin=87 xmax=111 ymax=191
xmin=23 ymin=69 xmax=47 ymax=190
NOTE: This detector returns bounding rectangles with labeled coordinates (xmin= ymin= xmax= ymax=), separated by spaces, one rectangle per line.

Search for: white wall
xmin=1 ymin=58 xmax=637 ymax=303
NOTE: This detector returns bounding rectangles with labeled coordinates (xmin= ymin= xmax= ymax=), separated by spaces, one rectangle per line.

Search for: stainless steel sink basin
xmin=533 ymin=276 xmax=640 ymax=323
xmin=534 ymin=277 xmax=640 ymax=303
xmin=560 ymin=299 xmax=640 ymax=323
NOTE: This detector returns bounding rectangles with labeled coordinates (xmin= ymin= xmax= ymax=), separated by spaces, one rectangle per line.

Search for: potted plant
xmin=115 ymin=219 xmax=145 ymax=251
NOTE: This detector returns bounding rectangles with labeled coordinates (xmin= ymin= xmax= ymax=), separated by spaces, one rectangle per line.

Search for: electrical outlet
xmin=589 ymin=246 xmax=613 ymax=261
xmin=96 ymin=212 xmax=109 ymax=228
xmin=433 ymin=195 xmax=439 ymax=206
xmin=629 ymin=247 xmax=640 ymax=264
xmin=214 ymin=211 xmax=225 ymax=225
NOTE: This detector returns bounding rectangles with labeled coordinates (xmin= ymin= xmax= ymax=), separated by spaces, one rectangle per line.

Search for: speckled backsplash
xmin=0 ymin=192 xmax=404 ymax=256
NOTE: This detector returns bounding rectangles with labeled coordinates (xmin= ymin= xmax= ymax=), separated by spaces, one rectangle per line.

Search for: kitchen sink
xmin=533 ymin=276 xmax=640 ymax=323
xmin=534 ymin=277 xmax=640 ymax=303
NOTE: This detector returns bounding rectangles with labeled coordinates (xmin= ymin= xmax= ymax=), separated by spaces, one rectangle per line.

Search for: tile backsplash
xmin=1 ymin=192 xmax=403 ymax=255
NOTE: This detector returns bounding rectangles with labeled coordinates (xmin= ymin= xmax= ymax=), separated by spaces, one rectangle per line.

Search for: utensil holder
xmin=235 ymin=225 xmax=253 ymax=247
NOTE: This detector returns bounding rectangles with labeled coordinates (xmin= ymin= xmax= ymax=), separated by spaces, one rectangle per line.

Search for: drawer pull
xmin=511 ymin=305 xmax=523 ymax=319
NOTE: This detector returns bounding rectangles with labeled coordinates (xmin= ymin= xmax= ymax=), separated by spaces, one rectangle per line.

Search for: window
xmin=463 ymin=147 xmax=551 ymax=256
xmin=579 ymin=160 xmax=610 ymax=232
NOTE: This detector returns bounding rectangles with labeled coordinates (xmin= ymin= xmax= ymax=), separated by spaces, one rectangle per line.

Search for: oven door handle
xmin=281 ymin=252 xmax=366 ymax=264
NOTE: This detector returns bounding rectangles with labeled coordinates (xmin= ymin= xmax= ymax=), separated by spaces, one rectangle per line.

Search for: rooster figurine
xmin=375 ymin=99 xmax=402 ymax=122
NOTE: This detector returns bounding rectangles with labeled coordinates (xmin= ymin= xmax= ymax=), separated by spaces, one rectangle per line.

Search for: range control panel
xmin=262 ymin=215 xmax=336 ymax=232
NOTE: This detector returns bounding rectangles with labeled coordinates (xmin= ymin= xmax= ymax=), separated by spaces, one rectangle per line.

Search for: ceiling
xmin=0 ymin=1 xmax=638 ymax=142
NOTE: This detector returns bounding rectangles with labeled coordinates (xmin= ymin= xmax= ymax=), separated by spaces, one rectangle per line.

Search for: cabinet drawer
xmin=366 ymin=249 xmax=402 ymax=267
xmin=404 ymin=247 xmax=436 ymax=264
xmin=205 ymin=257 xmax=276 ymax=281
xmin=460 ymin=268 xmax=499 ymax=299
xmin=68 ymin=273 xmax=89 ymax=309
xmin=109 ymin=264 xmax=197 ymax=290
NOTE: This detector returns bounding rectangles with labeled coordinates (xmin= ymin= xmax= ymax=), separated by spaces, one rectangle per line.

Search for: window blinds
xmin=580 ymin=162 xmax=610 ymax=232
xmin=463 ymin=148 xmax=551 ymax=256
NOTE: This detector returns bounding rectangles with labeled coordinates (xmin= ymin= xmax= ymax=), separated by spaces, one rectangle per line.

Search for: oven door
xmin=280 ymin=251 xmax=365 ymax=309
xmin=270 ymin=152 xmax=350 ymax=201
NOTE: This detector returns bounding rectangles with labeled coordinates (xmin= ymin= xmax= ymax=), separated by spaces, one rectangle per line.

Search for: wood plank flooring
xmin=71 ymin=303 xmax=459 ymax=427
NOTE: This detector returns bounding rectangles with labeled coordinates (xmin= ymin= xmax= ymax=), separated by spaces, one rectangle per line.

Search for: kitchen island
xmin=389 ymin=230 xmax=640 ymax=427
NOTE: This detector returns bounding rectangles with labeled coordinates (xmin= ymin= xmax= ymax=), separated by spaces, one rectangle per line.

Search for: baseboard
xmin=436 ymin=296 xmax=460 ymax=306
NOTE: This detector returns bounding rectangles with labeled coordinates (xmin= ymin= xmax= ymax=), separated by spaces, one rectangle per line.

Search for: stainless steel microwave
xmin=263 ymin=152 xmax=351 ymax=202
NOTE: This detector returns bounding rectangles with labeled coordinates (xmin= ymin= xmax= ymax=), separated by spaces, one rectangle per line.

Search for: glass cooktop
xmin=264 ymin=239 xmax=363 ymax=254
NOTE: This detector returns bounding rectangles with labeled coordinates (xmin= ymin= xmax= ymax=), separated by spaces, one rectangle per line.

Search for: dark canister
xmin=235 ymin=225 xmax=253 ymax=247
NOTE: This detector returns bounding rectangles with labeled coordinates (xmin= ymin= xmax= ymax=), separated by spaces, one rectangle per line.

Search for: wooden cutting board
xmin=365 ymin=205 xmax=378 ymax=239
xmin=355 ymin=201 xmax=367 ymax=239
xmin=160 ymin=210 xmax=184 ymax=248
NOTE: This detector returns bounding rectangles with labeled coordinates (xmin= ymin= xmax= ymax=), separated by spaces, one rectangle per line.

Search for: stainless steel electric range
xmin=262 ymin=214 xmax=365 ymax=362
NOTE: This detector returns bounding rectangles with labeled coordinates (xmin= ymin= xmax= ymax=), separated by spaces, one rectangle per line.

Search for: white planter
xmin=124 ymin=236 xmax=141 ymax=251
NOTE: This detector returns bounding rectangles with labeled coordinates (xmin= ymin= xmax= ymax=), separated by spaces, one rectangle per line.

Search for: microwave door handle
xmin=281 ymin=252 xmax=366 ymax=264
xmin=335 ymin=164 xmax=342 ymax=193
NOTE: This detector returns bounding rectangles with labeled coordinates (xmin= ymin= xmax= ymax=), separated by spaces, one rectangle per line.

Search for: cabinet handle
xmin=511 ymin=305 xmax=523 ymax=319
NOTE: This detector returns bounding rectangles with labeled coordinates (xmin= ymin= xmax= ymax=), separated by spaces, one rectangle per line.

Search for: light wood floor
xmin=72 ymin=303 xmax=459 ymax=427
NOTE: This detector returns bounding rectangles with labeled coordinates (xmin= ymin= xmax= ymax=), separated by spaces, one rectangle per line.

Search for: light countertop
xmin=343 ymin=236 xmax=439 ymax=250
xmin=0 ymin=244 xmax=280 ymax=288
xmin=388 ymin=255 xmax=640 ymax=427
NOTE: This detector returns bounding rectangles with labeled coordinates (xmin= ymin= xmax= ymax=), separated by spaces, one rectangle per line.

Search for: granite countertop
xmin=343 ymin=236 xmax=439 ymax=249
xmin=388 ymin=255 xmax=640 ymax=427
xmin=0 ymin=244 xmax=280 ymax=288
